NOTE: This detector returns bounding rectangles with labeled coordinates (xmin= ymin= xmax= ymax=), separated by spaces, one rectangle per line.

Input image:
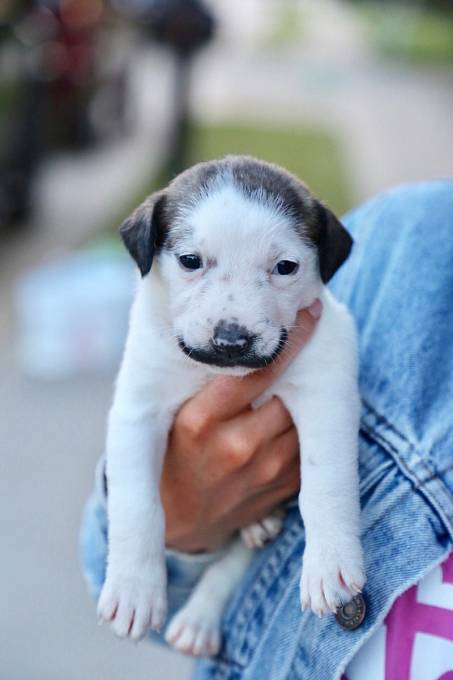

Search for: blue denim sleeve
xmin=79 ymin=458 xmax=219 ymax=638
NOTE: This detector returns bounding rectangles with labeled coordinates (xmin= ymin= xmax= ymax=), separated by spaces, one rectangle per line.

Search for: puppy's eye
xmin=178 ymin=254 xmax=202 ymax=271
xmin=272 ymin=260 xmax=299 ymax=275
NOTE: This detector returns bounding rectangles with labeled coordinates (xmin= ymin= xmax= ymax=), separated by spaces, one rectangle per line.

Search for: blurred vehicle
xmin=0 ymin=0 xmax=215 ymax=234
xmin=0 ymin=0 xmax=130 ymax=232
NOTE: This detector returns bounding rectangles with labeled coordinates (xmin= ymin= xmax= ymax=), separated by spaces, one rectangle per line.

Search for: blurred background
xmin=1 ymin=0 xmax=453 ymax=678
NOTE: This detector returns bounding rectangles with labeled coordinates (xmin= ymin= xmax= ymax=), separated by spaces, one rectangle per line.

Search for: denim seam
xmin=361 ymin=401 xmax=453 ymax=537
xmin=358 ymin=459 xmax=394 ymax=496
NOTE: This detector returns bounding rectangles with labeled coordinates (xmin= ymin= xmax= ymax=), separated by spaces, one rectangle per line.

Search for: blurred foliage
xmin=263 ymin=0 xmax=305 ymax=50
xmin=352 ymin=2 xmax=453 ymax=63
xmin=186 ymin=123 xmax=351 ymax=216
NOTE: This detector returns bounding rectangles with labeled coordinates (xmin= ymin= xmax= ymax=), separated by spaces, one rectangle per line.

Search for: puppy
xmin=98 ymin=155 xmax=365 ymax=656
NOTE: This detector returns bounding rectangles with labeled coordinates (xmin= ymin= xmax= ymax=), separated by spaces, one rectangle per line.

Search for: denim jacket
xmin=81 ymin=180 xmax=453 ymax=679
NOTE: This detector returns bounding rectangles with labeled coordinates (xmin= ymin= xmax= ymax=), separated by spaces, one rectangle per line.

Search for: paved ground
xmin=1 ymin=1 xmax=453 ymax=678
xmin=1 ymin=362 xmax=192 ymax=680
xmin=0 ymin=42 xmax=193 ymax=680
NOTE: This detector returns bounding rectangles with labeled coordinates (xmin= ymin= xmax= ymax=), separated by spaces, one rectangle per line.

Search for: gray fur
xmin=120 ymin=155 xmax=352 ymax=282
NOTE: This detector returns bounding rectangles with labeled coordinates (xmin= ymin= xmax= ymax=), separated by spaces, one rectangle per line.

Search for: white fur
xmin=240 ymin=509 xmax=285 ymax=549
xmin=98 ymin=180 xmax=364 ymax=653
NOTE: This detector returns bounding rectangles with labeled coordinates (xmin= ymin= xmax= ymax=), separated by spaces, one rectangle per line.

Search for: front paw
xmin=300 ymin=539 xmax=365 ymax=615
xmin=98 ymin=565 xmax=167 ymax=641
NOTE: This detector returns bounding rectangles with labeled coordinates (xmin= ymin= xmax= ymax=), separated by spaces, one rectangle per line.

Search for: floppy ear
xmin=119 ymin=191 xmax=167 ymax=277
xmin=316 ymin=202 xmax=353 ymax=283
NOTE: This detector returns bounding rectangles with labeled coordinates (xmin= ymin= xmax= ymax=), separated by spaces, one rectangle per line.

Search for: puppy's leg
xmin=165 ymin=540 xmax=253 ymax=657
xmin=240 ymin=508 xmax=285 ymax=549
xmin=97 ymin=402 xmax=172 ymax=640
xmin=289 ymin=384 xmax=364 ymax=615
xmin=279 ymin=304 xmax=365 ymax=615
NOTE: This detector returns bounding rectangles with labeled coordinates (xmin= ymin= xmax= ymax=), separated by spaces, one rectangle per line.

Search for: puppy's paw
xmin=241 ymin=511 xmax=284 ymax=549
xmin=300 ymin=539 xmax=365 ymax=615
xmin=97 ymin=565 xmax=167 ymax=641
xmin=165 ymin=604 xmax=221 ymax=657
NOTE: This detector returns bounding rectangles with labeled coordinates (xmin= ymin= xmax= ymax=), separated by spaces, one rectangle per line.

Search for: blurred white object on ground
xmin=15 ymin=243 xmax=134 ymax=379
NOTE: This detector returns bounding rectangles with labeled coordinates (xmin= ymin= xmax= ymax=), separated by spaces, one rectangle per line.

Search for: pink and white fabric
xmin=344 ymin=552 xmax=453 ymax=680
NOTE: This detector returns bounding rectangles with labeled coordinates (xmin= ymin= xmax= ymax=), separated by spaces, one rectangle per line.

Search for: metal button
xmin=335 ymin=594 xmax=366 ymax=630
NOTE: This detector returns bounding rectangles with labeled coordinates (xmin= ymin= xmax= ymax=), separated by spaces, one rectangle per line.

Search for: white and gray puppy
xmin=98 ymin=155 xmax=365 ymax=656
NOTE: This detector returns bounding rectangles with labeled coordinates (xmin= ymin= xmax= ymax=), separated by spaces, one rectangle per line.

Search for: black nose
xmin=212 ymin=321 xmax=252 ymax=356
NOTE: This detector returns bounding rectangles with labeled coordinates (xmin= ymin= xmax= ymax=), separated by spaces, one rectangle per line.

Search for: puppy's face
xmin=158 ymin=184 xmax=318 ymax=372
xmin=120 ymin=156 xmax=352 ymax=374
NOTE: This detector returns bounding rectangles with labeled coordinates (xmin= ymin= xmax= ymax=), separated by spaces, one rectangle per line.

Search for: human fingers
xmin=244 ymin=427 xmax=299 ymax=489
xmin=181 ymin=302 xmax=322 ymax=428
xmin=207 ymin=397 xmax=293 ymax=470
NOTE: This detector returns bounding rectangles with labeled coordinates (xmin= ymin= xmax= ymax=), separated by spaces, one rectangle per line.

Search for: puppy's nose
xmin=212 ymin=321 xmax=252 ymax=355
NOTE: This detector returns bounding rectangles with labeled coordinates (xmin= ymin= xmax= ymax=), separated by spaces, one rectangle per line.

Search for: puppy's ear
xmin=119 ymin=191 xmax=167 ymax=277
xmin=315 ymin=202 xmax=353 ymax=283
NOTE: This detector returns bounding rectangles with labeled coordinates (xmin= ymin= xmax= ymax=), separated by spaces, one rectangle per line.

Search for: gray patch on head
xmin=160 ymin=156 xmax=320 ymax=247
xmin=152 ymin=155 xmax=352 ymax=282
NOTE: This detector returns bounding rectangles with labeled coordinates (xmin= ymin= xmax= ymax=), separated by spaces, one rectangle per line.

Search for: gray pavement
xmin=0 ymin=44 xmax=192 ymax=680
xmin=2 ymin=1 xmax=453 ymax=678
xmin=1 ymin=361 xmax=192 ymax=680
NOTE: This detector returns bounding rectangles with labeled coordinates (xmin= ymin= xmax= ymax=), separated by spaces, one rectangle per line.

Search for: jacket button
xmin=335 ymin=594 xmax=366 ymax=630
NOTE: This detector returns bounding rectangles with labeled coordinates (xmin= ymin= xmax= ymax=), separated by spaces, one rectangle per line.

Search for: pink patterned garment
xmin=343 ymin=552 xmax=453 ymax=680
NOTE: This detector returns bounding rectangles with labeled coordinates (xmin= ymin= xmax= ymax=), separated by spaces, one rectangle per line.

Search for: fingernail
xmin=307 ymin=299 xmax=322 ymax=319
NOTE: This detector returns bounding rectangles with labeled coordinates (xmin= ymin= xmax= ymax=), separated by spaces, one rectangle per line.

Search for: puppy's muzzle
xmin=178 ymin=325 xmax=288 ymax=369
xmin=211 ymin=321 xmax=253 ymax=359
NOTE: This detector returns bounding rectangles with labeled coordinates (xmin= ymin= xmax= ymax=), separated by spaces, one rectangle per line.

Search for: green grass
xmin=185 ymin=123 xmax=351 ymax=216
xmin=356 ymin=3 xmax=453 ymax=64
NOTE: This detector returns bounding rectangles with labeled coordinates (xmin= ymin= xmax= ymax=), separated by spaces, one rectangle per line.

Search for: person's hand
xmin=160 ymin=302 xmax=322 ymax=553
